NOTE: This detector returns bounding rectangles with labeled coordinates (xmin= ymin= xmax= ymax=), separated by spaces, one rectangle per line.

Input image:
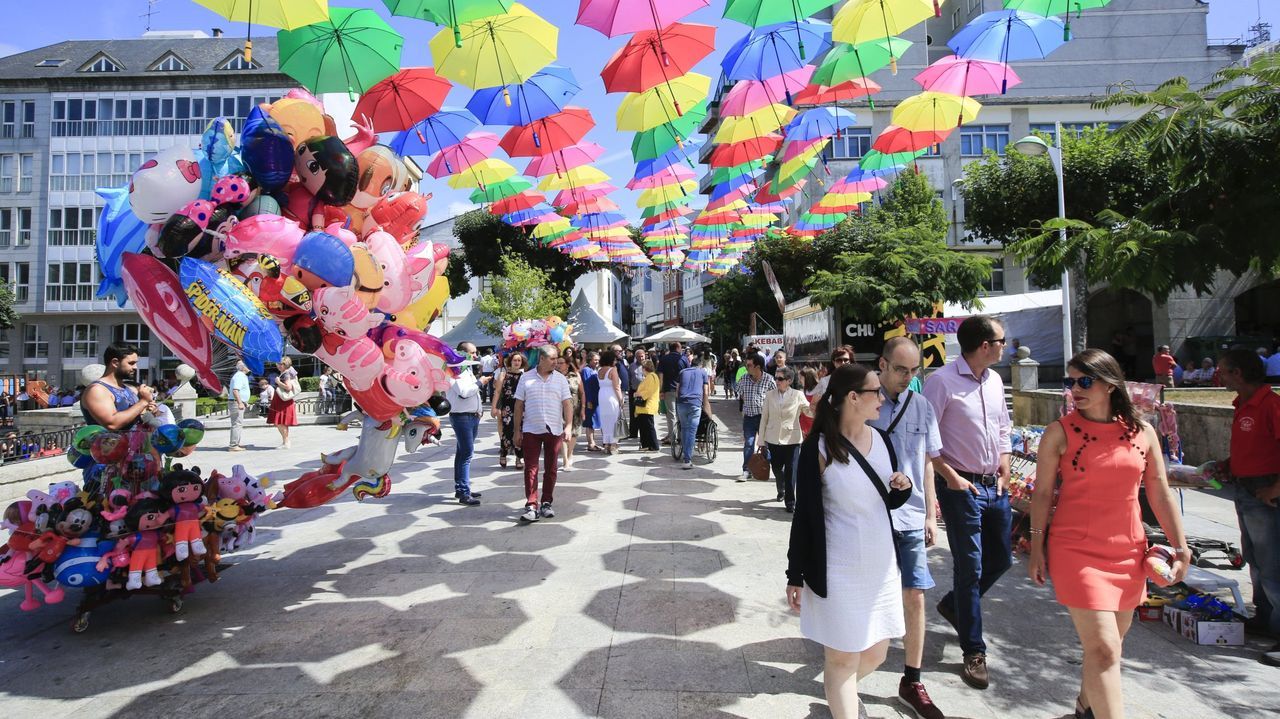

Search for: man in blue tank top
xmin=81 ymin=344 xmax=156 ymax=430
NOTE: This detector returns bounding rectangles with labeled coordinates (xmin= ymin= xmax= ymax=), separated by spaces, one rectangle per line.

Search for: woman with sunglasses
xmin=1028 ymin=349 xmax=1190 ymax=719
xmin=787 ymin=363 xmax=913 ymax=718
xmin=757 ymin=365 xmax=812 ymax=511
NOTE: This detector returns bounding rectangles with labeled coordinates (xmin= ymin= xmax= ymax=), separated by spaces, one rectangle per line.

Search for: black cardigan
xmin=786 ymin=427 xmax=911 ymax=598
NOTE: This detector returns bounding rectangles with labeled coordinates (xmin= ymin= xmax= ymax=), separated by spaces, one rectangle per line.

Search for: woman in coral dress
xmin=1028 ymin=349 xmax=1190 ymax=719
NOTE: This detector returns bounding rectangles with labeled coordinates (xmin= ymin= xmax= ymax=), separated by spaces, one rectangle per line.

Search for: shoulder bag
xmin=276 ymin=373 xmax=298 ymax=401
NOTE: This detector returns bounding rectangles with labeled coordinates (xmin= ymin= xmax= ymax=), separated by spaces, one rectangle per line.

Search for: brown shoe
xmin=961 ymin=653 xmax=989 ymax=690
xmin=898 ymin=677 xmax=945 ymax=718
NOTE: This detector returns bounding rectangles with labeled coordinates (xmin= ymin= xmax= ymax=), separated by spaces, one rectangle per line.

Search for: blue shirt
xmin=230 ymin=371 xmax=251 ymax=402
xmin=870 ymin=387 xmax=943 ymax=531
xmin=658 ymin=351 xmax=690 ymax=393
xmin=581 ymin=366 xmax=599 ymax=404
xmin=677 ymin=367 xmax=709 ymax=404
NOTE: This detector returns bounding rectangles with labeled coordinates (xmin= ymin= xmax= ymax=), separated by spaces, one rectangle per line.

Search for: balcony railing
xmin=1 ymin=426 xmax=81 ymax=466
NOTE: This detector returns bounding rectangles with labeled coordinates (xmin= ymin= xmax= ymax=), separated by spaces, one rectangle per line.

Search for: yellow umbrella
xmin=533 ymin=219 xmax=572 ymax=237
xmin=778 ymin=145 xmax=827 ymax=179
xmin=637 ymin=180 xmax=698 ymax=207
xmin=430 ymin=3 xmax=558 ymax=89
xmin=616 ymin=73 xmax=711 ymax=132
xmin=820 ymin=191 xmax=874 ymax=205
xmin=891 ymin=91 xmax=981 ymax=131
xmin=537 ymin=165 xmax=610 ymax=190
xmin=446 ymin=158 xmax=517 ymax=188
xmin=714 ymin=104 xmax=796 ymax=143
xmin=195 ymin=0 xmax=328 ymax=63
xmin=833 ymin=0 xmax=937 ymax=46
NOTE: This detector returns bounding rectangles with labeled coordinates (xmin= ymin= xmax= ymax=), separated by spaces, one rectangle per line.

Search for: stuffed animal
xmin=123 ymin=498 xmax=172 ymax=590
xmin=161 ymin=465 xmax=206 ymax=562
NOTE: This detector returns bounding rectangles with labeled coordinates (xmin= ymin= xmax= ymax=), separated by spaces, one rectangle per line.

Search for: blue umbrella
xmin=388 ymin=108 xmax=479 ymax=156
xmin=709 ymin=175 xmax=756 ymax=202
xmin=634 ymin=139 xmax=704 ymax=178
xmin=573 ymin=212 xmax=628 ymax=229
xmin=466 ymin=65 xmax=580 ymax=126
xmin=783 ymin=107 xmax=857 ymax=142
xmin=948 ymin=11 xmax=1066 ymax=91
xmin=502 ymin=205 xmax=554 ymax=225
xmin=721 ymin=20 xmax=832 ymax=81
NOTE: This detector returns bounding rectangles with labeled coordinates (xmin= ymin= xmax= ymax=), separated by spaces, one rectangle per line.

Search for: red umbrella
xmin=710 ymin=134 xmax=782 ymax=168
xmin=642 ymin=206 xmax=693 ymax=225
xmin=793 ymin=78 xmax=881 ymax=106
xmin=523 ymin=141 xmax=605 ymax=177
xmin=490 ymin=191 xmax=546 ymax=214
xmin=553 ymin=182 xmax=617 ymax=206
xmin=755 ymin=178 xmax=805 ymax=203
xmin=500 ymin=107 xmax=595 ymax=157
xmin=353 ymin=68 xmax=452 ymax=135
xmin=872 ymin=125 xmax=952 ymax=154
xmin=600 ymin=22 xmax=716 ymax=93
xmin=561 ymin=196 xmax=620 ymax=215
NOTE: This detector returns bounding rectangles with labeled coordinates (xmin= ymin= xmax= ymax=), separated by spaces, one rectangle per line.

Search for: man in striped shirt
xmin=735 ymin=354 xmax=776 ymax=481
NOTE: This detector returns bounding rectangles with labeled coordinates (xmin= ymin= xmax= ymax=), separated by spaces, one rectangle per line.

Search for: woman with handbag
xmin=633 ymin=359 xmax=661 ymax=451
xmin=491 ymin=352 xmax=526 ymax=469
xmin=786 ymin=363 xmax=913 ymax=719
xmin=1028 ymin=349 xmax=1190 ymax=719
xmin=268 ymin=357 xmax=299 ymax=449
xmin=597 ymin=350 xmax=624 ymax=455
xmin=557 ymin=353 xmax=586 ymax=470
xmin=757 ymin=365 xmax=812 ymax=512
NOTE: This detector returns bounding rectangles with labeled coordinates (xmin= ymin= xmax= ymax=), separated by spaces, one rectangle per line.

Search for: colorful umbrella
xmin=832 ymin=0 xmax=936 ymax=46
xmin=1003 ymin=0 xmax=1112 ymax=40
xmin=914 ymin=55 xmax=1022 ymax=96
xmin=615 ymin=73 xmax=711 ymax=131
xmin=891 ymin=91 xmax=981 ymax=130
xmin=714 ymin=104 xmax=796 ymax=143
xmin=628 ymin=164 xmax=697 ymax=190
xmin=388 ymin=108 xmax=480 ymax=156
xmin=466 ymin=65 xmax=580 ymax=126
xmin=383 ymin=0 xmax=513 ymax=48
xmin=721 ymin=20 xmax=833 ymax=79
xmin=538 ymin=165 xmax=610 ymax=191
xmin=710 ymin=135 xmax=782 ymax=167
xmin=277 ymin=7 xmax=403 ymax=97
xmin=947 ymin=10 xmax=1066 ymax=91
xmin=490 ymin=190 xmax=547 ymax=214
xmin=600 ymin=23 xmax=717 ymax=94
xmin=810 ymin=37 xmax=910 ymax=108
xmin=195 ymin=0 xmax=328 ymax=64
xmin=792 ymin=78 xmax=881 ymax=105
xmin=723 ymin=0 xmax=840 ymax=27
xmin=720 ymin=66 xmax=815 ymax=115
xmin=630 ymin=100 xmax=708 ymax=160
xmin=426 ymin=132 xmax=501 ymax=177
xmin=469 ymin=176 xmax=532 ymax=202
xmin=353 ymin=68 xmax=453 ymax=135
xmin=499 ymin=107 xmax=595 ymax=156
xmin=446 ymin=158 xmax=517 ymax=188
xmin=784 ymin=107 xmax=857 ymax=142
xmin=429 ymin=3 xmax=558 ymax=89
xmin=523 ymin=142 xmax=605 ymax=177
xmin=858 ymin=148 xmax=923 ymax=171
xmin=576 ymin=0 xmax=711 ymax=37
xmin=871 ymin=125 xmax=950 ymax=154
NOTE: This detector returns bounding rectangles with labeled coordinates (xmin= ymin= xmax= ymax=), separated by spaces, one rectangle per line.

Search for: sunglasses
xmin=987 ymin=337 xmax=1007 ymax=345
xmin=1062 ymin=376 xmax=1097 ymax=390
xmin=832 ymin=357 xmax=850 ymax=364
xmin=774 ymin=375 xmax=789 ymax=381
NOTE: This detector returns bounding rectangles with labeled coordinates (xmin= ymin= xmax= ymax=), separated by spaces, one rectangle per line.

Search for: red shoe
xmin=898 ymin=677 xmax=945 ymax=719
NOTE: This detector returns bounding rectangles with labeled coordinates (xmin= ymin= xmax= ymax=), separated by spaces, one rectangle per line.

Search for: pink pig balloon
xmin=312 ymin=285 xmax=382 ymax=341
xmin=367 ymin=230 xmax=419 ymax=314
xmin=120 ymin=253 xmax=221 ymax=392
xmin=314 ymin=336 xmax=384 ymax=391
xmin=224 ymin=214 xmax=305 ymax=265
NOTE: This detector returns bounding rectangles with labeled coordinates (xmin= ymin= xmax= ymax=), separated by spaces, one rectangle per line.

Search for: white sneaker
xmin=738 ymin=471 xmax=751 ymax=482
xmin=683 ymin=461 xmax=693 ymax=470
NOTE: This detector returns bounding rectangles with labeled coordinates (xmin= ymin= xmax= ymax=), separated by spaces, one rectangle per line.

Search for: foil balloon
xmin=314 ymin=336 xmax=384 ymax=391
xmin=366 ymin=191 xmax=429 ymax=245
xmin=179 ymin=257 xmax=284 ymax=375
xmin=94 ymin=185 xmax=149 ymax=308
xmin=240 ymin=106 xmax=295 ymax=192
xmin=291 ymin=231 xmax=354 ymax=291
xmin=120 ymin=253 xmax=221 ymax=392
xmin=391 ymin=277 xmax=449 ymax=331
xmin=368 ymin=325 xmax=465 ymax=368
xmin=128 ymin=144 xmax=204 ymax=225
xmin=199 ymin=116 xmax=244 ymax=185
xmin=224 ymin=214 xmax=305 ymax=264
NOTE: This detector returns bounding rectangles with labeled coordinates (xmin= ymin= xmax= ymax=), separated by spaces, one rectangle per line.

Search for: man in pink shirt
xmin=922 ymin=315 xmax=1012 ymax=692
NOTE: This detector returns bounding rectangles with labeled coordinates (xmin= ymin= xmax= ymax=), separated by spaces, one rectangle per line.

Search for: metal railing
xmin=194 ymin=395 xmax=352 ymax=419
xmin=0 ymin=425 xmax=82 ymax=466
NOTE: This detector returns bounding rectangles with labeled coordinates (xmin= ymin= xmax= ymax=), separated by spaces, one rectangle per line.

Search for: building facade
xmin=0 ymin=30 xmax=294 ymax=389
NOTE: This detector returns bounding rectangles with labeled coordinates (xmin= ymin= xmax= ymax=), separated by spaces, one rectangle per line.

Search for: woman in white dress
xmin=786 ymin=363 xmax=913 ymax=719
xmin=597 ymin=349 xmax=624 ymax=455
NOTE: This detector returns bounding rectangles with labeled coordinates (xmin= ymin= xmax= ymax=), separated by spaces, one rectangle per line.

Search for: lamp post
xmin=1012 ymin=121 xmax=1073 ymax=367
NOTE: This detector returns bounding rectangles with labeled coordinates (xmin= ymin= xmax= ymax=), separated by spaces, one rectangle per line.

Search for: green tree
xmin=704 ymin=232 xmax=819 ymax=343
xmin=447 ymin=210 xmax=588 ymax=299
xmin=474 ymin=254 xmax=570 ymax=337
xmin=0 ymin=284 xmax=17 ymax=330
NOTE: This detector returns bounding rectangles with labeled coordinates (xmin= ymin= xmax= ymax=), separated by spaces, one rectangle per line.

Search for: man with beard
xmin=81 ymin=345 xmax=157 ymax=431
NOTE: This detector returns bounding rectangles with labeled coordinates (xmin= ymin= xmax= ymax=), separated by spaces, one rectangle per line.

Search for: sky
xmin=0 ymin=0 xmax=1275 ymax=224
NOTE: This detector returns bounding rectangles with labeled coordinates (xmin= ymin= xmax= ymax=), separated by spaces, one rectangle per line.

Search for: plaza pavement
xmin=0 ymin=396 xmax=1277 ymax=718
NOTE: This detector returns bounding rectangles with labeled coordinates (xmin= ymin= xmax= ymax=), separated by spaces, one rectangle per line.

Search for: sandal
xmin=499 ymin=457 xmax=507 ymax=468
xmin=1075 ymin=696 xmax=1094 ymax=719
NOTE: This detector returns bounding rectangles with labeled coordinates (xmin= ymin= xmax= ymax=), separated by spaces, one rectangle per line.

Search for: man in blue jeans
xmin=445 ymin=342 xmax=484 ymax=505
xmin=922 ymin=315 xmax=1012 ymax=691
xmin=735 ymin=354 xmax=775 ymax=480
xmin=675 ymin=361 xmax=711 ymax=470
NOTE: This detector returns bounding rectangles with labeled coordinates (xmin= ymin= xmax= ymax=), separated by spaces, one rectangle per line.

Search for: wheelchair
xmin=671 ymin=411 xmax=718 ymax=463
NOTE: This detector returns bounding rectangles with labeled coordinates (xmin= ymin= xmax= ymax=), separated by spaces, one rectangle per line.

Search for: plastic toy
xmin=162 ymin=465 xmax=207 ymax=562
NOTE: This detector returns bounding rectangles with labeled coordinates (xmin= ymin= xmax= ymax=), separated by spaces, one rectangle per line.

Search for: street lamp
xmin=1012 ymin=121 xmax=1073 ymax=367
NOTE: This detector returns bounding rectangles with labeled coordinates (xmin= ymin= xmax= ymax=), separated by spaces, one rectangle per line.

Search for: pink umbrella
xmin=913 ymin=55 xmax=1021 ymax=97
xmin=425 ymin=132 xmax=501 ymax=178
xmin=778 ymin=136 xmax=827 ymax=163
xmin=523 ymin=142 xmax=605 ymax=177
xmin=577 ymin=0 xmax=709 ymax=38
xmin=554 ymin=182 xmax=617 ymax=205
xmin=626 ymin=163 xmax=696 ymax=190
xmin=720 ymin=66 xmax=815 ymax=116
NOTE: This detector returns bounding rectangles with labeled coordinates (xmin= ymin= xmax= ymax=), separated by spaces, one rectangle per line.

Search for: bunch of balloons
xmin=500 ymin=316 xmax=576 ymax=364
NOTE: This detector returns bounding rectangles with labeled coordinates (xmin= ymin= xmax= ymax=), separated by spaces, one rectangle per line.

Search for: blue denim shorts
xmin=893 ymin=528 xmax=935 ymax=590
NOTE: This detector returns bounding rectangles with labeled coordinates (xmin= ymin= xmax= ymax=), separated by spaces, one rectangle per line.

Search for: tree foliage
xmin=704 ymin=232 xmax=818 ymax=342
xmin=447 ymin=209 xmax=589 ymax=299
xmin=0 ymin=283 xmax=18 ymax=330
xmin=474 ymin=254 xmax=570 ymax=337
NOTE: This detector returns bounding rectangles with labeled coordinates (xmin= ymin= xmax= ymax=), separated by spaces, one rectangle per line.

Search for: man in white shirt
xmin=514 ymin=345 xmax=573 ymax=522
xmin=317 ymin=368 xmax=333 ymax=414
xmin=446 ymin=341 xmax=484 ymax=505
xmin=229 ymin=361 xmax=250 ymax=452
xmin=479 ymin=349 xmax=498 ymax=405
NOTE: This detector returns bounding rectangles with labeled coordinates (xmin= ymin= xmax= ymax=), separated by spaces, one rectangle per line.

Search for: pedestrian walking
xmin=514 ymin=346 xmax=573 ymax=522
xmin=627 ymin=348 xmax=647 ymax=439
xmin=722 ymin=350 xmax=740 ymax=399
xmin=479 ymin=349 xmax=498 ymax=404
xmin=268 ymin=357 xmax=299 ymax=449
xmin=658 ymin=342 xmax=690 ymax=445
xmin=871 ymin=337 xmax=945 ymax=719
xmin=318 ymin=367 xmax=334 ymax=414
xmin=757 ymin=365 xmax=809 ymax=511
xmin=611 ymin=343 xmax=632 ymax=440
xmin=1215 ymin=348 xmax=1280 ymax=667
xmin=597 ymin=350 xmax=625 ymax=455
xmin=799 ymin=366 xmax=819 ymax=436
xmin=1029 ymin=348 xmax=1191 ymax=718
xmin=675 ymin=359 xmax=712 ymax=469
xmin=492 ymin=352 xmax=527 ymax=469
xmin=786 ymin=363 xmax=913 ymax=719
xmin=735 ymin=354 xmax=776 ymax=480
xmin=557 ymin=353 xmax=585 ymax=470
xmin=810 ymin=347 xmax=855 ymax=417
xmin=446 ymin=343 xmax=485 ymax=505
xmin=634 ymin=359 xmax=661 ymax=451
xmin=228 ymin=361 xmax=250 ymax=452
xmin=582 ymin=351 xmax=602 ymax=452
xmin=922 ymin=315 xmax=1012 ymax=690
xmin=1152 ymin=345 xmax=1177 ymax=388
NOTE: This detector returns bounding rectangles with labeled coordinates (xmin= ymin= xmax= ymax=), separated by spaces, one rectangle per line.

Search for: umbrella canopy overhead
xmin=384 ymin=0 xmax=514 ymax=47
xmin=389 ymin=108 xmax=480 ymax=156
xmin=600 ymin=22 xmax=717 ymax=94
xmin=500 ymin=107 xmax=595 ymax=156
xmin=642 ymin=326 xmax=710 ymax=344
xmin=721 ymin=20 xmax=833 ymax=80
xmin=277 ymin=7 xmax=404 ymax=96
xmin=466 ymin=64 xmax=580 ymax=126
xmin=430 ymin=3 xmax=559 ymax=88
xmin=615 ymin=73 xmax=711 ymax=131
xmin=576 ymin=0 xmax=711 ymax=38
xmin=196 ymin=0 xmax=329 ymax=63
xmin=354 ymin=67 xmax=453 ymax=133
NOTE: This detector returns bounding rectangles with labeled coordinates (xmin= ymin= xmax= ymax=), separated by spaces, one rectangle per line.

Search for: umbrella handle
xmin=454 ymin=26 xmax=463 ymax=49
xmin=1064 ymin=20 xmax=1072 ymax=43
xmin=533 ymin=130 xmax=541 ymax=148
xmin=244 ymin=39 xmax=253 ymax=65
xmin=933 ymin=1 xmax=941 ymax=18
xmin=503 ymin=87 xmax=512 ymax=108
xmin=784 ymin=89 xmax=793 ymax=107
xmin=890 ymin=57 xmax=898 ymax=75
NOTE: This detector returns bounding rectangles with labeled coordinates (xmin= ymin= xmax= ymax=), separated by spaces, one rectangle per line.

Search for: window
xmin=643 ymin=273 xmax=652 ymax=291
xmin=969 ymin=0 xmax=982 ymax=10
xmin=826 ymin=128 xmax=873 ymax=159
xmin=983 ymin=258 xmax=1006 ymax=294
xmin=0 ymin=328 xmax=8 ymax=360
xmin=21 ymin=101 xmax=34 ymax=138
xmin=0 ymin=155 xmax=11 ymax=193
xmin=0 ymin=208 xmax=8 ymax=247
xmin=112 ymin=323 xmax=151 ymax=347
xmin=960 ymin=124 xmax=1010 ymax=156
xmin=23 ymin=325 xmax=47 ymax=360
xmin=1028 ymin=121 xmax=1125 ymax=145
xmin=62 ymin=324 xmax=99 ymax=359
xmin=18 ymin=154 xmax=32 ymax=192
xmin=15 ymin=208 xmax=30 ymax=247
xmin=218 ymin=51 xmax=260 ymax=71
xmin=48 ymin=207 xmax=97 ymax=246
xmin=36 ymin=58 xmax=68 ymax=68
xmin=46 ymin=262 xmax=97 ymax=302
xmin=149 ymin=53 xmax=190 ymax=72
xmin=10 ymin=262 xmax=28 ymax=302
xmin=0 ymin=101 xmax=13 ymax=138
xmin=80 ymin=53 xmax=121 ymax=73
xmin=952 ymin=8 xmax=961 ymax=30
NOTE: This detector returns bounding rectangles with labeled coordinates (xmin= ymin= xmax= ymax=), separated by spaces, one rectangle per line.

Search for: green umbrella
xmin=278 ymin=7 xmax=404 ymax=99
xmin=383 ymin=0 xmax=513 ymax=48
xmin=811 ymin=37 xmax=911 ymax=109
xmin=631 ymin=99 xmax=708 ymax=161
xmin=707 ymin=159 xmax=765 ymax=185
xmin=468 ymin=177 xmax=532 ymax=203
xmin=859 ymin=148 xmax=925 ymax=171
xmin=724 ymin=0 xmax=840 ymax=27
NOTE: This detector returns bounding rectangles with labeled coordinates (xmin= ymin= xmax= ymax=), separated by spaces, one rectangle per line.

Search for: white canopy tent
xmin=943 ymin=290 xmax=1065 ymax=366
xmin=642 ymin=326 xmax=711 ymax=344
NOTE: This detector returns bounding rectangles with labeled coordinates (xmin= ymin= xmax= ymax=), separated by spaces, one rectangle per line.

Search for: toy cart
xmin=69 ymin=560 xmax=232 ymax=633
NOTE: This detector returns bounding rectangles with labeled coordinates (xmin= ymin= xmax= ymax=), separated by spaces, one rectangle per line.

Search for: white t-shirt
xmin=514 ymin=370 xmax=571 ymax=435
xmin=318 ymin=374 xmax=331 ymax=391
xmin=480 ymin=354 xmax=498 ymax=373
